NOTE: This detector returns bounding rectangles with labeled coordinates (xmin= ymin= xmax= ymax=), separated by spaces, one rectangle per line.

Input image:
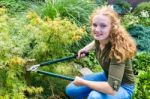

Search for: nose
xmin=95 ymin=26 xmax=101 ymax=32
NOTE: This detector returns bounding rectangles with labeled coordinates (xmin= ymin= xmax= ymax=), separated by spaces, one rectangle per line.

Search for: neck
xmin=99 ymin=39 xmax=109 ymax=46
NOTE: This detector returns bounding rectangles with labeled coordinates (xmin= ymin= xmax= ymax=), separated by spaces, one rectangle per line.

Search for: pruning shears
xmin=27 ymin=52 xmax=88 ymax=81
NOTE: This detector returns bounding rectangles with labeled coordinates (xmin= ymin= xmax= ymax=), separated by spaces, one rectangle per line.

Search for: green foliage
xmin=121 ymin=13 xmax=140 ymax=28
xmin=0 ymin=0 xmax=29 ymax=14
xmin=132 ymin=52 xmax=150 ymax=75
xmin=68 ymin=34 xmax=93 ymax=53
xmin=121 ymin=12 xmax=150 ymax=28
xmin=138 ymin=17 xmax=150 ymax=27
xmin=95 ymin=0 xmax=108 ymax=6
xmin=30 ymin=62 xmax=79 ymax=98
xmin=133 ymin=2 xmax=150 ymax=27
xmin=41 ymin=0 xmax=97 ymax=26
xmin=112 ymin=0 xmax=131 ymax=14
xmin=1 ymin=0 xmax=150 ymax=98
xmin=0 ymin=7 xmax=87 ymax=98
xmin=74 ymin=51 xmax=101 ymax=72
xmin=133 ymin=70 xmax=150 ymax=99
xmin=134 ymin=2 xmax=150 ymax=16
xmin=0 ymin=8 xmax=44 ymax=98
xmin=25 ymin=11 xmax=86 ymax=61
xmin=132 ymin=52 xmax=150 ymax=99
xmin=128 ymin=25 xmax=150 ymax=52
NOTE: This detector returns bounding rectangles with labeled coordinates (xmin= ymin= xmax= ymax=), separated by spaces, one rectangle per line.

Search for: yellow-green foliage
xmin=0 ymin=8 xmax=87 ymax=98
xmin=24 ymin=11 xmax=86 ymax=61
xmin=22 ymin=86 xmax=43 ymax=95
xmin=121 ymin=13 xmax=140 ymax=28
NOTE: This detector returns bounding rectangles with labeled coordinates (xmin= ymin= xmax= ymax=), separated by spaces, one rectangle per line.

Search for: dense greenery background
xmin=0 ymin=0 xmax=149 ymax=99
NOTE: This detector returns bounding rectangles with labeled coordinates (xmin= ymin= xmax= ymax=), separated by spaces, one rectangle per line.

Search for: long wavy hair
xmin=90 ymin=6 xmax=136 ymax=63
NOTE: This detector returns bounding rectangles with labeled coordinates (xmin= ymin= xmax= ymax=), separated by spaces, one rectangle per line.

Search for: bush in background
xmin=134 ymin=2 xmax=150 ymax=16
xmin=0 ymin=0 xmax=29 ymax=14
xmin=121 ymin=13 xmax=139 ymax=28
xmin=128 ymin=25 xmax=150 ymax=52
xmin=41 ymin=0 xmax=97 ymax=26
xmin=132 ymin=52 xmax=150 ymax=99
xmin=95 ymin=0 xmax=108 ymax=6
xmin=112 ymin=0 xmax=131 ymax=15
xmin=133 ymin=2 xmax=150 ymax=26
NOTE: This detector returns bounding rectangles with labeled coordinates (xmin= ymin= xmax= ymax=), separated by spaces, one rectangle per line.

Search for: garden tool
xmin=27 ymin=52 xmax=89 ymax=81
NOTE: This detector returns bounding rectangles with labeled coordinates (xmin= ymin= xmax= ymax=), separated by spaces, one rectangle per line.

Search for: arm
xmin=74 ymin=59 xmax=125 ymax=95
xmin=78 ymin=40 xmax=95 ymax=58
xmin=74 ymin=77 xmax=116 ymax=95
xmin=81 ymin=40 xmax=95 ymax=52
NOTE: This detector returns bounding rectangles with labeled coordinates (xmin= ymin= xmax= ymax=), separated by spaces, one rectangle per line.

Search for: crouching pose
xmin=65 ymin=6 xmax=136 ymax=99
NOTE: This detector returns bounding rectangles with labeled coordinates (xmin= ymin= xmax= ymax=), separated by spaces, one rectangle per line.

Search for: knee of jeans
xmin=65 ymin=84 xmax=72 ymax=97
xmin=65 ymin=83 xmax=77 ymax=97
xmin=88 ymin=91 xmax=102 ymax=99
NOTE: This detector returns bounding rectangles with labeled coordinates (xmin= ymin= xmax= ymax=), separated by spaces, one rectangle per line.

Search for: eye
xmin=100 ymin=24 xmax=107 ymax=28
xmin=93 ymin=23 xmax=97 ymax=27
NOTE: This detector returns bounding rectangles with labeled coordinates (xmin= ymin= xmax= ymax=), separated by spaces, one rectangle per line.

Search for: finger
xmin=77 ymin=51 xmax=83 ymax=58
xmin=77 ymin=52 xmax=81 ymax=58
xmin=81 ymin=54 xmax=85 ymax=57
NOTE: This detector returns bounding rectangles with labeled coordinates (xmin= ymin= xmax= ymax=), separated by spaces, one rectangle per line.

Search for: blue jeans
xmin=65 ymin=72 xmax=134 ymax=99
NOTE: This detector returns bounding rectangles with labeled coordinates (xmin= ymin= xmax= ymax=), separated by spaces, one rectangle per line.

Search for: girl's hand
xmin=73 ymin=76 xmax=85 ymax=86
xmin=77 ymin=49 xmax=88 ymax=59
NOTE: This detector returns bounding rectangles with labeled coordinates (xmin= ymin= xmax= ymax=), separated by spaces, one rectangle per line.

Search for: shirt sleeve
xmin=107 ymin=58 xmax=125 ymax=91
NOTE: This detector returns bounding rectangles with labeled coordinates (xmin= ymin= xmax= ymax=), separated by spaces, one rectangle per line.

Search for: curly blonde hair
xmin=90 ymin=6 xmax=136 ymax=63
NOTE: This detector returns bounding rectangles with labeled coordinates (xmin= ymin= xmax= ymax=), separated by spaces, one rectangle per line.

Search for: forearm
xmin=83 ymin=80 xmax=116 ymax=95
xmin=82 ymin=40 xmax=95 ymax=52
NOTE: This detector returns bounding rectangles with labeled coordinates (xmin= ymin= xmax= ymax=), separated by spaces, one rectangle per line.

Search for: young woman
xmin=65 ymin=6 xmax=136 ymax=99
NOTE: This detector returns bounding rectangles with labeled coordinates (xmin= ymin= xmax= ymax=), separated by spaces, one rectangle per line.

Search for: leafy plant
xmin=0 ymin=7 xmax=87 ymax=98
xmin=133 ymin=2 xmax=150 ymax=27
xmin=0 ymin=0 xmax=29 ymax=14
xmin=133 ymin=69 xmax=150 ymax=99
xmin=41 ymin=0 xmax=97 ymax=26
xmin=134 ymin=2 xmax=150 ymax=16
xmin=95 ymin=0 xmax=108 ymax=6
xmin=128 ymin=25 xmax=150 ymax=52
xmin=25 ymin=11 xmax=86 ymax=60
xmin=132 ymin=52 xmax=150 ymax=75
xmin=112 ymin=0 xmax=131 ymax=15
xmin=121 ymin=13 xmax=139 ymax=28
xmin=0 ymin=8 xmax=45 ymax=98
xmin=132 ymin=52 xmax=150 ymax=99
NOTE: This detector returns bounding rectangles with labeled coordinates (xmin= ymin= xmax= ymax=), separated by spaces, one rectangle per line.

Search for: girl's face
xmin=92 ymin=14 xmax=111 ymax=41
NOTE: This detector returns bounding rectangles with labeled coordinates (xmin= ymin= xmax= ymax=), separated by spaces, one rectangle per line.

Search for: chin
xmin=94 ymin=36 xmax=106 ymax=41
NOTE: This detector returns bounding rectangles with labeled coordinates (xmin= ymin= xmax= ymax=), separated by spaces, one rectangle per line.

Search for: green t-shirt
xmin=95 ymin=40 xmax=135 ymax=91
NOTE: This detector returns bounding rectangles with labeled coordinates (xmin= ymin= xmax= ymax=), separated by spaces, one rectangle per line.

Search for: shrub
xmin=128 ymin=25 xmax=150 ymax=52
xmin=134 ymin=2 xmax=150 ymax=16
xmin=0 ymin=8 xmax=87 ymax=98
xmin=95 ymin=0 xmax=108 ymax=6
xmin=132 ymin=52 xmax=150 ymax=99
xmin=121 ymin=13 xmax=139 ymax=28
xmin=112 ymin=0 xmax=131 ymax=15
xmin=132 ymin=52 xmax=150 ymax=75
xmin=41 ymin=0 xmax=97 ymax=26
xmin=0 ymin=8 xmax=45 ymax=98
xmin=0 ymin=0 xmax=29 ymax=14
xmin=133 ymin=2 xmax=150 ymax=26
xmin=25 ymin=11 xmax=86 ymax=60
xmin=133 ymin=69 xmax=150 ymax=99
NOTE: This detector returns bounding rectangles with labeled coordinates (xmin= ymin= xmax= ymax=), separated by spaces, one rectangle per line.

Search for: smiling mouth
xmin=95 ymin=33 xmax=103 ymax=37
